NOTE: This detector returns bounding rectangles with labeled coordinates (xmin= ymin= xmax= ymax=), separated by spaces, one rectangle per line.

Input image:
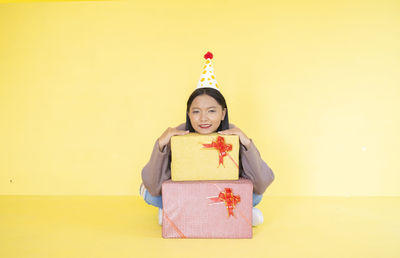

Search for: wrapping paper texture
xmin=171 ymin=133 xmax=239 ymax=181
xmin=162 ymin=179 xmax=253 ymax=239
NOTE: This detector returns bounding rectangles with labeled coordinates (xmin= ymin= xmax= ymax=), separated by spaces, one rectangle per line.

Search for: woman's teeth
xmin=199 ymin=124 xmax=211 ymax=128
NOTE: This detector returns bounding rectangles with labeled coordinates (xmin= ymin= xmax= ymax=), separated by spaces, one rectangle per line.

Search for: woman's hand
xmin=218 ymin=127 xmax=251 ymax=149
xmin=158 ymin=126 xmax=189 ymax=152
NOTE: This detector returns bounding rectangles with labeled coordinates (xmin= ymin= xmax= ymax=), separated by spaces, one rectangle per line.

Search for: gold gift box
xmin=171 ymin=133 xmax=239 ymax=181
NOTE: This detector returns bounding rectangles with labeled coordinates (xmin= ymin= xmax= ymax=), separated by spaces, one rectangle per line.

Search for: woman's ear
xmin=222 ymin=108 xmax=227 ymax=120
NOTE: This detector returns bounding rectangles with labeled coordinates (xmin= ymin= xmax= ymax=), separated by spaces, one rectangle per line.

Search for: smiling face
xmin=188 ymin=94 xmax=226 ymax=134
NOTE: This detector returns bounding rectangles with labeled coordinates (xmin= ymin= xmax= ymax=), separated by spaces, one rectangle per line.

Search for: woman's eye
xmin=192 ymin=110 xmax=199 ymax=114
xmin=209 ymin=110 xmax=216 ymax=113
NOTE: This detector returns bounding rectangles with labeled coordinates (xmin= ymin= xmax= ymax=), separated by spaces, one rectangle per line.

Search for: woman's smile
xmin=199 ymin=124 xmax=212 ymax=129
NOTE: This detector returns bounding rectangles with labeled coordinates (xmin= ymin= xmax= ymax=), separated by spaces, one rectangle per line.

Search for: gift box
xmin=162 ymin=179 xmax=253 ymax=239
xmin=171 ymin=133 xmax=239 ymax=181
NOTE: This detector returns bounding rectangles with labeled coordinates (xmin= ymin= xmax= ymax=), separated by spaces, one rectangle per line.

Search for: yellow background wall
xmin=1 ymin=0 xmax=399 ymax=196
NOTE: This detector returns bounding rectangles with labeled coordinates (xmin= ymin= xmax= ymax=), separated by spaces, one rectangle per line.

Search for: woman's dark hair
xmin=185 ymin=87 xmax=230 ymax=132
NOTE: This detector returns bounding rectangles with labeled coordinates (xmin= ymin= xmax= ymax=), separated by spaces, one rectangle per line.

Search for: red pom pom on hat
xmin=204 ymin=51 xmax=213 ymax=59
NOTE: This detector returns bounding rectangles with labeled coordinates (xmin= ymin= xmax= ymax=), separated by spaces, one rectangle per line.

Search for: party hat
xmin=197 ymin=51 xmax=220 ymax=91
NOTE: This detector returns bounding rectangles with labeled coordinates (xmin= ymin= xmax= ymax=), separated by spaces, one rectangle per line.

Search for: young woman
xmin=140 ymin=87 xmax=275 ymax=226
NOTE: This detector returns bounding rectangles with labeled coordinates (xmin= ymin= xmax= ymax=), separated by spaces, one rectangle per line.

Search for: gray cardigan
xmin=141 ymin=123 xmax=275 ymax=196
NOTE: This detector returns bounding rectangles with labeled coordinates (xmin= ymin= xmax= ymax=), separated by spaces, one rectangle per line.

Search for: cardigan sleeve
xmin=141 ymin=139 xmax=172 ymax=196
xmin=141 ymin=123 xmax=186 ymax=196
xmin=239 ymin=139 xmax=275 ymax=195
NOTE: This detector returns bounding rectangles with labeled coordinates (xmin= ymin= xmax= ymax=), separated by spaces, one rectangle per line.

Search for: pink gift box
xmin=162 ymin=179 xmax=253 ymax=239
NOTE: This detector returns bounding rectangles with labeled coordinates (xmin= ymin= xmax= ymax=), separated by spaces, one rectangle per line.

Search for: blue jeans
xmin=142 ymin=189 xmax=263 ymax=209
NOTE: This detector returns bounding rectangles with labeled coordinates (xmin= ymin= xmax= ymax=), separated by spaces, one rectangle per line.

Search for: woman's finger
xmin=218 ymin=129 xmax=235 ymax=135
xmin=175 ymin=129 xmax=190 ymax=136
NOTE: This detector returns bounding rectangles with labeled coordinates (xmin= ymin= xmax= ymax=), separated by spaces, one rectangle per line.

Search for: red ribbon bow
xmin=209 ymin=188 xmax=241 ymax=217
xmin=203 ymin=136 xmax=233 ymax=167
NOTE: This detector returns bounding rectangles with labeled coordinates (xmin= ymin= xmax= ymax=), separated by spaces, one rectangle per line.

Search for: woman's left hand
xmin=218 ymin=127 xmax=251 ymax=149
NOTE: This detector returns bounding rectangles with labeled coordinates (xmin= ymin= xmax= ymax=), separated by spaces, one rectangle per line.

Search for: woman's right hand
xmin=158 ymin=126 xmax=189 ymax=152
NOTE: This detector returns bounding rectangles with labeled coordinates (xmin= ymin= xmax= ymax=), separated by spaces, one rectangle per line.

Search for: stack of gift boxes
xmin=162 ymin=133 xmax=253 ymax=239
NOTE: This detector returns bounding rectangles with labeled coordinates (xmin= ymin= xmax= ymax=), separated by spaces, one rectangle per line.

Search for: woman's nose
xmin=200 ymin=112 xmax=208 ymax=121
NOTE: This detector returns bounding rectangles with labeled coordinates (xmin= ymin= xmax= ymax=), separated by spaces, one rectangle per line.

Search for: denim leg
xmin=143 ymin=189 xmax=163 ymax=208
xmin=253 ymin=193 xmax=263 ymax=207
